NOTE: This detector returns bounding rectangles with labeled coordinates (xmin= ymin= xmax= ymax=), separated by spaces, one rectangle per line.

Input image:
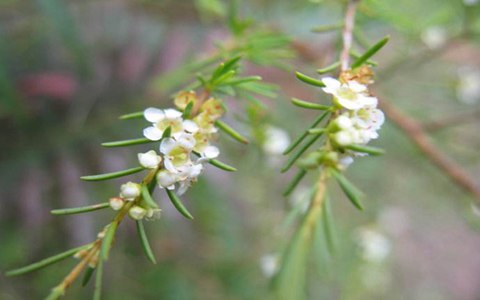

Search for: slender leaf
xmin=207 ymin=158 xmax=237 ymax=172
xmin=51 ymin=202 xmax=110 ymax=215
xmin=81 ymin=167 xmax=144 ymax=181
xmin=283 ymin=111 xmax=330 ymax=155
xmin=345 ymin=144 xmax=385 ymax=155
xmin=119 ymin=111 xmax=143 ymax=120
xmin=82 ymin=267 xmax=95 ymax=287
xmin=281 ymin=132 xmax=324 ymax=173
xmin=182 ymin=101 xmax=194 ymax=119
xmin=141 ymin=185 xmax=158 ymax=209
xmin=5 ymin=244 xmax=90 ymax=276
xmin=166 ymin=190 xmax=194 ymax=220
xmin=331 ymin=169 xmax=364 ymax=210
xmin=101 ymin=222 xmax=118 ymax=260
xmin=283 ymin=169 xmax=307 ymax=196
xmin=93 ymin=257 xmax=103 ymax=300
xmin=307 ymin=128 xmax=327 ymax=135
xmin=317 ymin=61 xmax=340 ymax=74
xmin=46 ymin=287 xmax=64 ymax=300
xmin=136 ymin=221 xmax=157 ymax=264
xmin=215 ymin=120 xmax=249 ymax=144
xmin=311 ymin=23 xmax=343 ymax=33
xmin=295 ymin=72 xmax=326 ymax=87
xmin=224 ymin=75 xmax=262 ymax=86
xmin=291 ymin=98 xmax=331 ymax=110
xmin=162 ymin=126 xmax=172 ymax=138
xmin=322 ymin=194 xmax=335 ymax=255
xmin=351 ymin=36 xmax=390 ymax=69
xmin=101 ymin=138 xmax=154 ymax=147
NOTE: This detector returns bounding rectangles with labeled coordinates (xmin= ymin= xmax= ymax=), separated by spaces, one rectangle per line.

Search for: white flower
xmin=263 ymin=126 xmax=290 ymax=156
xmin=351 ymin=107 xmax=385 ymax=131
xmin=421 ymin=26 xmax=447 ymax=49
xmin=143 ymin=108 xmax=185 ymax=141
xmin=322 ymin=77 xmax=377 ymax=110
xmin=196 ymin=145 xmax=220 ymax=162
xmin=176 ymin=162 xmax=204 ymax=195
xmin=355 ymin=228 xmax=391 ymax=263
xmin=128 ymin=206 xmax=147 ymax=220
xmin=157 ymin=170 xmax=178 ymax=190
xmin=333 ymin=129 xmax=357 ymax=146
xmin=109 ymin=197 xmax=124 ymax=211
xmin=160 ymin=136 xmax=195 ymax=173
xmin=333 ymin=114 xmax=354 ymax=130
xmin=138 ymin=150 xmax=162 ymax=169
xmin=337 ymin=155 xmax=354 ymax=170
xmin=260 ymin=254 xmax=279 ymax=278
xmin=120 ymin=182 xmax=141 ymax=201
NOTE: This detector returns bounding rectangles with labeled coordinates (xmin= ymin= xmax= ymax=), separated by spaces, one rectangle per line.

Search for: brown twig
xmin=340 ymin=0 xmax=360 ymax=71
xmin=378 ymin=97 xmax=480 ymax=202
xmin=423 ymin=108 xmax=480 ymax=132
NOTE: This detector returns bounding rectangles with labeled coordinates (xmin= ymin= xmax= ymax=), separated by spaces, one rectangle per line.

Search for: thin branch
xmin=340 ymin=0 xmax=360 ymax=71
xmin=378 ymin=97 xmax=480 ymax=202
xmin=423 ymin=108 xmax=480 ymax=132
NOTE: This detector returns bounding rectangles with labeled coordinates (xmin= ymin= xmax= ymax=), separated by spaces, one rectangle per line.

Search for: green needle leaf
xmin=330 ymin=169 xmax=364 ymax=210
xmin=295 ymin=72 xmax=326 ymax=87
xmin=162 ymin=126 xmax=172 ymax=138
xmin=119 ymin=111 xmax=143 ymax=120
xmin=307 ymin=128 xmax=327 ymax=135
xmin=182 ymin=101 xmax=194 ymax=119
xmin=46 ymin=287 xmax=65 ymax=300
xmin=141 ymin=185 xmax=158 ymax=209
xmin=101 ymin=138 xmax=154 ymax=147
xmin=5 ymin=244 xmax=90 ymax=276
xmin=291 ymin=98 xmax=331 ymax=110
xmin=345 ymin=144 xmax=385 ymax=155
xmin=311 ymin=23 xmax=343 ymax=33
xmin=93 ymin=257 xmax=104 ymax=300
xmin=81 ymin=267 xmax=95 ymax=287
xmin=283 ymin=111 xmax=330 ymax=155
xmin=283 ymin=169 xmax=307 ymax=197
xmin=136 ymin=221 xmax=157 ymax=264
xmin=281 ymin=132 xmax=324 ymax=173
xmin=81 ymin=167 xmax=145 ymax=181
xmin=215 ymin=120 xmax=249 ymax=144
xmin=224 ymin=75 xmax=262 ymax=85
xmin=101 ymin=222 xmax=118 ymax=260
xmin=317 ymin=61 xmax=340 ymax=74
xmin=322 ymin=194 xmax=335 ymax=255
xmin=51 ymin=203 xmax=110 ymax=215
xmin=207 ymin=158 xmax=237 ymax=172
xmin=351 ymin=35 xmax=389 ymax=69
xmin=166 ymin=189 xmax=194 ymax=220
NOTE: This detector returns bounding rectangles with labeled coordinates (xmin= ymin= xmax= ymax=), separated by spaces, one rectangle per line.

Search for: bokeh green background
xmin=1 ymin=0 xmax=480 ymax=299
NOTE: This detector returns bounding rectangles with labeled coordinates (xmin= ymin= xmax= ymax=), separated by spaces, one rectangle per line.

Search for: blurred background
xmin=1 ymin=0 xmax=480 ymax=299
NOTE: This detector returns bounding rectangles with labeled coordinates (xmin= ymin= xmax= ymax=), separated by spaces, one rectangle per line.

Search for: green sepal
xmin=291 ymin=98 xmax=331 ymax=110
xmin=351 ymin=36 xmax=389 ymax=69
xmin=295 ymin=72 xmax=326 ymax=87
xmin=136 ymin=220 xmax=157 ymax=264
xmin=101 ymin=138 xmax=153 ymax=148
xmin=330 ymin=169 xmax=364 ymax=210
xmin=166 ymin=189 xmax=194 ymax=220
xmin=81 ymin=166 xmax=144 ymax=181
xmin=51 ymin=202 xmax=110 ymax=215
xmin=5 ymin=244 xmax=90 ymax=276
xmin=215 ymin=120 xmax=249 ymax=144
xmin=345 ymin=144 xmax=385 ymax=155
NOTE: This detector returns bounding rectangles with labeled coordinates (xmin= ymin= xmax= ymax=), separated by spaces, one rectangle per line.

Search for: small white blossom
xmin=333 ymin=129 xmax=356 ymax=146
xmin=355 ymin=228 xmax=391 ymax=263
xmin=160 ymin=135 xmax=195 ymax=173
xmin=176 ymin=162 xmax=204 ymax=195
xmin=322 ymin=77 xmax=377 ymax=110
xmin=337 ymin=155 xmax=354 ymax=170
xmin=120 ymin=182 xmax=141 ymax=201
xmin=421 ymin=26 xmax=447 ymax=49
xmin=138 ymin=150 xmax=162 ymax=169
xmin=143 ymin=108 xmax=185 ymax=141
xmin=157 ymin=170 xmax=178 ymax=190
xmin=109 ymin=197 xmax=124 ymax=211
xmin=259 ymin=254 xmax=279 ymax=278
xmin=351 ymin=107 xmax=385 ymax=131
xmin=128 ymin=206 xmax=147 ymax=220
xmin=263 ymin=126 xmax=290 ymax=156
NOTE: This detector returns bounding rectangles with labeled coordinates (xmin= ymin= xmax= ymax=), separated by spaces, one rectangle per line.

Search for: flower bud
xmin=174 ymin=90 xmax=197 ymax=110
xmin=333 ymin=131 xmax=354 ymax=146
xmin=128 ymin=206 xmax=147 ymax=220
xmin=109 ymin=197 xmax=125 ymax=211
xmin=157 ymin=170 xmax=178 ymax=189
xmin=138 ymin=150 xmax=162 ymax=169
xmin=120 ymin=182 xmax=141 ymax=201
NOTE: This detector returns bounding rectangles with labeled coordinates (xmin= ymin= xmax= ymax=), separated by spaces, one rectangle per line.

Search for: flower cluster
xmin=109 ymin=91 xmax=225 ymax=219
xmin=322 ymin=74 xmax=384 ymax=170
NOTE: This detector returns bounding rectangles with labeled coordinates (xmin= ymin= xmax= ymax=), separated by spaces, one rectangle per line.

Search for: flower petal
xmin=144 ymin=108 xmax=165 ymax=123
xmin=159 ymin=138 xmax=176 ymax=154
xmin=183 ymin=120 xmax=199 ymax=133
xmin=143 ymin=126 xmax=163 ymax=141
xmin=203 ymin=145 xmax=219 ymax=159
xmin=164 ymin=108 xmax=182 ymax=119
